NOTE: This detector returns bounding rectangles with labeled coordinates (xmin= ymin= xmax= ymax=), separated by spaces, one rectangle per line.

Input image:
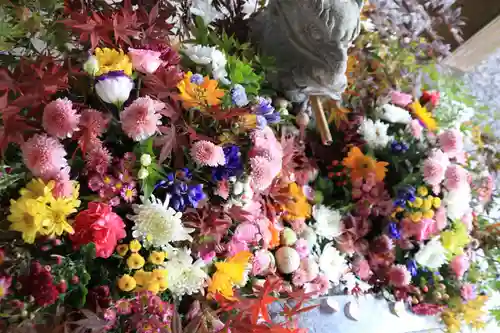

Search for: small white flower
xmin=95 ymin=74 xmax=134 ymax=107
xmin=163 ymin=247 xmax=208 ymax=298
xmin=415 ymin=237 xmax=447 ymax=270
xmin=358 ymin=118 xmax=392 ymax=149
xmin=137 ymin=168 xmax=149 ymax=180
xmin=312 ymin=205 xmax=343 ymax=240
xmin=241 ymin=0 xmax=265 ymax=19
xmin=183 ymin=44 xmax=214 ymax=65
xmin=210 ymin=49 xmax=229 ymax=83
xmin=83 ymin=56 xmax=99 ymax=76
xmin=128 ymin=195 xmax=194 ymax=248
xmin=379 ymin=104 xmax=412 ymax=124
xmin=319 ymin=243 xmax=348 ymax=285
xmin=443 ymin=185 xmax=472 ymax=220
xmin=360 ymin=18 xmax=376 ymax=32
xmin=140 ymin=154 xmax=152 ymax=167
xmin=183 ymin=44 xmax=229 ymax=83
xmin=190 ymin=0 xmax=222 ymax=25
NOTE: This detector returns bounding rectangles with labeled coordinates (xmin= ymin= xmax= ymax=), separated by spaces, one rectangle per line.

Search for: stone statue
xmin=251 ymin=0 xmax=364 ymax=103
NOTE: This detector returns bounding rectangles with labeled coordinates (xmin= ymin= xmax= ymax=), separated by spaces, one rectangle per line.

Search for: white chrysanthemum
xmin=128 ymin=195 xmax=194 ymax=248
xmin=183 ymin=44 xmax=214 ymax=65
xmin=358 ymin=118 xmax=392 ymax=149
xmin=312 ymin=205 xmax=343 ymax=240
xmin=443 ymin=185 xmax=472 ymax=220
xmin=190 ymin=0 xmax=222 ymax=25
xmin=163 ymin=248 xmax=208 ymax=298
xmin=319 ymin=243 xmax=348 ymax=285
xmin=379 ymin=104 xmax=412 ymax=124
xmin=415 ymin=237 xmax=447 ymax=270
xmin=210 ymin=49 xmax=229 ymax=83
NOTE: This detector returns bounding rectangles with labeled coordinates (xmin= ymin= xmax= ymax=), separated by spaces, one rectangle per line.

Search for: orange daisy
xmin=342 ymin=146 xmax=388 ymax=182
xmin=177 ymin=71 xmax=225 ymax=109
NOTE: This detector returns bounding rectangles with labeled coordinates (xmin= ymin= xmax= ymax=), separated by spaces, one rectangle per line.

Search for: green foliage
xmin=134 ymin=138 xmax=166 ymax=200
xmin=227 ymin=55 xmax=262 ymax=96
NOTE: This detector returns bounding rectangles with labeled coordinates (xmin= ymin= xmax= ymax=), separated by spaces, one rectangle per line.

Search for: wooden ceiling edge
xmin=442 ymin=14 xmax=500 ymax=72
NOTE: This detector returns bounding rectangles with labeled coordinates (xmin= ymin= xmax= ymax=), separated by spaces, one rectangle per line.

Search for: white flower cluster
xmin=183 ymin=44 xmax=229 ymax=84
xmin=226 ymin=177 xmax=254 ymax=208
xmin=162 ymin=248 xmax=208 ymax=298
xmin=319 ymin=243 xmax=348 ymax=286
xmin=414 ymin=237 xmax=447 ymax=270
xmin=358 ymin=118 xmax=393 ymax=149
xmin=190 ymin=0 xmax=266 ymax=24
xmin=312 ymin=205 xmax=343 ymax=240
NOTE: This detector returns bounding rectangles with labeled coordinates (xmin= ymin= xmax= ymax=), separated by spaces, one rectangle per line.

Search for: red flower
xmin=20 ymin=262 xmax=59 ymax=307
xmin=70 ymin=202 xmax=126 ymax=258
xmin=420 ymin=90 xmax=440 ymax=106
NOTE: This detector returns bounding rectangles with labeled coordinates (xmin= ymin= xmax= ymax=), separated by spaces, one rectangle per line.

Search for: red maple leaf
xmin=142 ymin=66 xmax=183 ymax=100
xmin=183 ymin=206 xmax=232 ymax=243
xmin=248 ymin=279 xmax=281 ymax=324
xmin=154 ymin=125 xmax=177 ymax=164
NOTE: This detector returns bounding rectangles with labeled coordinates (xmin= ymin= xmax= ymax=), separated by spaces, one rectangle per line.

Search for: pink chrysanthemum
xmin=115 ymin=299 xmax=132 ymax=315
xmin=391 ymin=91 xmax=413 ymax=107
xmin=190 ymin=141 xmax=225 ymax=167
xmin=120 ymin=96 xmax=165 ymax=141
xmin=438 ymin=129 xmax=463 ymax=159
xmin=444 ymin=164 xmax=468 ymax=191
xmin=43 ymin=98 xmax=80 ymax=139
xmin=450 ymin=254 xmax=469 ymax=279
xmin=52 ymin=168 xmax=74 ymax=198
xmin=22 ymin=134 xmax=68 ymax=179
xmin=80 ymin=109 xmax=109 ymax=137
xmin=249 ymin=156 xmax=276 ymax=191
xmin=86 ymin=145 xmax=112 ymax=174
xmin=409 ymin=119 xmax=423 ymax=140
xmin=423 ymin=149 xmax=450 ymax=187
xmin=388 ymin=264 xmax=411 ymax=288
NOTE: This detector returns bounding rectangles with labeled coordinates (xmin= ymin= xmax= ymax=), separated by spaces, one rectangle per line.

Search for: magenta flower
xmin=86 ymin=144 xmax=112 ymax=175
xmin=115 ymin=299 xmax=132 ymax=315
xmin=120 ymin=184 xmax=137 ymax=203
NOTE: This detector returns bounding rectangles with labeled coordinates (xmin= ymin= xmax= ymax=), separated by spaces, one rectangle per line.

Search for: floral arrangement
xmin=0 ymin=1 xmax=498 ymax=333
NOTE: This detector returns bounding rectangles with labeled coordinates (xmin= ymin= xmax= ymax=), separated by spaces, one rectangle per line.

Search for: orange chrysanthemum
xmin=281 ymin=182 xmax=312 ymax=222
xmin=177 ymin=72 xmax=225 ymax=109
xmin=342 ymin=146 xmax=388 ymax=182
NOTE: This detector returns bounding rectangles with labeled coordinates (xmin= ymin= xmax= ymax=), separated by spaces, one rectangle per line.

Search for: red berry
xmin=71 ymin=276 xmax=79 ymax=285
xmin=57 ymin=281 xmax=68 ymax=293
xmin=335 ymin=172 xmax=342 ymax=177
xmin=328 ymin=172 xmax=334 ymax=178
xmin=55 ymin=256 xmax=63 ymax=265
xmin=41 ymin=245 xmax=50 ymax=252
xmin=52 ymin=239 xmax=62 ymax=246
xmin=332 ymin=160 xmax=339 ymax=166
xmin=422 ymin=286 xmax=429 ymax=293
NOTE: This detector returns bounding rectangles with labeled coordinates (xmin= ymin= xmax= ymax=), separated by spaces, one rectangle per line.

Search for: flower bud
xmin=83 ymin=55 xmax=99 ymax=76
xmin=95 ymin=73 xmax=134 ymax=108
xmin=138 ymin=168 xmax=149 ymax=180
xmin=140 ymin=154 xmax=152 ymax=167
xmin=296 ymin=112 xmax=310 ymax=127
xmin=281 ymin=227 xmax=298 ymax=246
xmin=275 ymin=246 xmax=300 ymax=274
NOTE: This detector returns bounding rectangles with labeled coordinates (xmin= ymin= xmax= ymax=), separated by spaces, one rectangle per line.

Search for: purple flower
xmin=253 ymin=97 xmax=280 ymax=126
xmin=231 ymin=84 xmax=249 ymax=107
xmin=154 ymin=169 xmax=205 ymax=212
xmin=388 ymin=222 xmax=401 ymax=240
xmin=212 ymin=145 xmax=244 ymax=181
xmin=190 ymin=73 xmax=204 ymax=85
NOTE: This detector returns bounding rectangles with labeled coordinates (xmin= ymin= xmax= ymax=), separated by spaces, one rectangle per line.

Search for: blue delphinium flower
xmin=388 ymin=222 xmax=401 ymax=240
xmin=394 ymin=185 xmax=416 ymax=208
xmin=406 ymin=260 xmax=418 ymax=277
xmin=190 ymin=73 xmax=204 ymax=85
xmin=231 ymin=84 xmax=249 ymax=107
xmin=154 ymin=169 xmax=206 ymax=212
xmin=390 ymin=140 xmax=409 ymax=154
xmin=253 ymin=97 xmax=280 ymax=128
xmin=212 ymin=145 xmax=244 ymax=181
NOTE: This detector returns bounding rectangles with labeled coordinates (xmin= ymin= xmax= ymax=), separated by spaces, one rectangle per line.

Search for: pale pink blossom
xmin=423 ymin=149 xmax=450 ymax=187
xmin=388 ymin=264 xmax=411 ymax=287
xmin=22 ymin=134 xmax=68 ymax=179
xmin=391 ymin=91 xmax=413 ymax=107
xmin=249 ymin=156 xmax=276 ymax=191
xmin=352 ymin=257 xmax=372 ymax=280
xmin=450 ymin=254 xmax=469 ymax=279
xmin=444 ymin=164 xmax=468 ymax=191
xmin=120 ymin=96 xmax=164 ymax=141
xmin=190 ymin=141 xmax=225 ymax=167
xmin=409 ymin=119 xmax=423 ymax=140
xmin=226 ymin=239 xmax=249 ymax=257
xmin=80 ymin=109 xmax=108 ymax=137
xmin=86 ymin=144 xmax=111 ymax=174
xmin=249 ymin=126 xmax=283 ymax=191
xmin=251 ymin=249 xmax=275 ymax=276
xmin=461 ymin=210 xmax=473 ymax=231
xmin=438 ymin=129 xmax=464 ymax=159
xmin=234 ymin=222 xmax=261 ymax=244
xmin=434 ymin=207 xmax=448 ymax=231
xmin=52 ymin=167 xmax=74 ymax=198
xmin=128 ymin=48 xmax=164 ymax=74
xmin=461 ymin=284 xmax=476 ymax=301
xmin=292 ymin=268 xmax=308 ymax=286
xmin=294 ymin=238 xmax=310 ymax=259
xmin=215 ymin=179 xmax=229 ymax=199
xmin=43 ymin=98 xmax=80 ymax=139
xmin=304 ymin=274 xmax=330 ymax=296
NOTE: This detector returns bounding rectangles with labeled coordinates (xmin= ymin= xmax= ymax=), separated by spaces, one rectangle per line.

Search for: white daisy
xmin=358 ymin=118 xmax=392 ymax=149
xmin=128 ymin=195 xmax=194 ymax=248
xmin=319 ymin=243 xmax=348 ymax=285
xmin=312 ymin=205 xmax=343 ymax=240
xmin=183 ymin=44 xmax=214 ymax=65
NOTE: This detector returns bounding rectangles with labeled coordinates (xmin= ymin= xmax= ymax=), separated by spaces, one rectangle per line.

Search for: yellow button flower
xmin=410 ymin=211 xmax=423 ymax=223
xmin=421 ymin=198 xmax=433 ymax=211
xmin=432 ymin=197 xmax=441 ymax=209
xmin=148 ymin=251 xmax=165 ymax=265
xmin=147 ymin=281 xmax=160 ymax=294
xmin=417 ymin=186 xmax=428 ymax=197
xmin=129 ymin=240 xmax=142 ymax=253
xmin=116 ymin=244 xmax=129 ymax=257
xmin=151 ymin=269 xmax=168 ymax=283
xmin=412 ymin=197 xmax=423 ymax=208
xmin=127 ymin=253 xmax=145 ymax=270
xmin=159 ymin=280 xmax=168 ymax=292
xmin=133 ymin=269 xmax=151 ymax=286
xmin=118 ymin=274 xmax=136 ymax=292
xmin=423 ymin=210 xmax=434 ymax=219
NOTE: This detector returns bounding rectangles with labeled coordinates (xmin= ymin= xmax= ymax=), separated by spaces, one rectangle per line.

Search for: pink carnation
xmin=190 ymin=141 xmax=225 ymax=167
xmin=388 ymin=264 xmax=411 ymax=288
xmin=249 ymin=126 xmax=283 ymax=191
xmin=423 ymin=149 xmax=450 ymax=187
xmin=251 ymin=249 xmax=275 ymax=276
xmin=444 ymin=164 xmax=468 ymax=191
xmin=80 ymin=109 xmax=108 ymax=137
xmin=391 ymin=91 xmax=413 ymax=107
xmin=434 ymin=207 xmax=448 ymax=231
xmin=128 ymin=48 xmax=164 ymax=74
xmin=43 ymin=98 xmax=80 ymax=139
xmin=438 ymin=129 xmax=464 ymax=159
xmin=22 ymin=134 xmax=68 ymax=179
xmin=409 ymin=119 xmax=423 ymax=140
xmin=450 ymin=254 xmax=469 ymax=279
xmin=226 ymin=239 xmax=249 ymax=257
xmin=120 ymin=96 xmax=164 ymax=141
xmin=352 ymin=257 xmax=372 ymax=280
xmin=234 ymin=222 xmax=261 ymax=244
xmin=292 ymin=268 xmax=308 ymax=286
xmin=86 ymin=145 xmax=112 ymax=174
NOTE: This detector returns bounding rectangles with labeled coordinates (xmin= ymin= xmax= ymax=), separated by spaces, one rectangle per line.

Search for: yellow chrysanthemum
xmin=8 ymin=198 xmax=49 ymax=244
xmin=410 ymin=101 xmax=438 ymax=132
xmin=151 ymin=269 xmax=168 ymax=284
xmin=133 ymin=269 xmax=151 ymax=287
xmin=177 ymin=71 xmax=225 ymax=109
xmin=423 ymin=209 xmax=434 ymax=219
xmin=148 ymin=251 xmax=165 ymax=265
xmin=118 ymin=274 xmax=137 ymax=292
xmin=94 ymin=48 xmax=133 ymax=77
xmin=129 ymin=239 xmax=142 ymax=253
xmin=208 ymin=251 xmax=252 ymax=299
xmin=127 ymin=253 xmax=145 ymax=270
xmin=20 ymin=178 xmax=54 ymax=202
xmin=421 ymin=197 xmax=433 ymax=211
